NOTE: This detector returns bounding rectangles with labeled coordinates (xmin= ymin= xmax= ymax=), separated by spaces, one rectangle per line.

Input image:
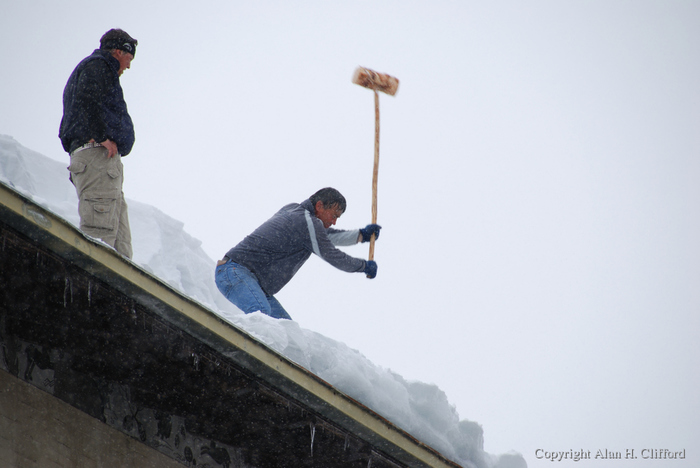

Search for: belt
xmin=71 ymin=141 xmax=102 ymax=155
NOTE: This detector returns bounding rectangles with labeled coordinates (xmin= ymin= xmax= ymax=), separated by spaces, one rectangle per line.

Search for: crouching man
xmin=215 ymin=187 xmax=380 ymax=320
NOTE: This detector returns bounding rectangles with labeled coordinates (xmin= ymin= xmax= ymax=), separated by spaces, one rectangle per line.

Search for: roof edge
xmin=0 ymin=180 xmax=462 ymax=468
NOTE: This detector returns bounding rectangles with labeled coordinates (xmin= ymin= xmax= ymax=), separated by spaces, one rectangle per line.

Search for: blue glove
xmin=359 ymin=224 xmax=381 ymax=243
xmin=364 ymin=260 xmax=378 ymax=279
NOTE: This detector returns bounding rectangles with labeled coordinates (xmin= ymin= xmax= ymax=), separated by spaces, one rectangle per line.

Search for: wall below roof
xmin=0 ymin=369 xmax=184 ymax=468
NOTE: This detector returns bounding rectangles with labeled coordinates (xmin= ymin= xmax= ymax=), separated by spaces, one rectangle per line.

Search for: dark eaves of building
xmin=0 ymin=180 xmax=464 ymax=468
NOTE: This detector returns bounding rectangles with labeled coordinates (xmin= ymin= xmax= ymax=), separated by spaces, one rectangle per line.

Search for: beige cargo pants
xmin=68 ymin=146 xmax=133 ymax=259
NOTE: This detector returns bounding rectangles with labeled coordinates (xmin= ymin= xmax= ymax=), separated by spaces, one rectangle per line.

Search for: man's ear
xmin=314 ymin=200 xmax=324 ymax=214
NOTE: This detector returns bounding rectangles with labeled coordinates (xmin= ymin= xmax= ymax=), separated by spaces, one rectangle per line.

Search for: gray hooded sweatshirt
xmin=225 ymin=199 xmax=366 ymax=295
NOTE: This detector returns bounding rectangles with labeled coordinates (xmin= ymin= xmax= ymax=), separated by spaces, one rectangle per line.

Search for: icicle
xmin=344 ymin=435 xmax=349 ymax=451
xmin=87 ymin=280 xmax=91 ymax=306
xmin=63 ymin=278 xmax=69 ymax=308
xmin=192 ymin=353 xmax=200 ymax=370
xmin=309 ymin=422 xmax=316 ymax=457
xmin=367 ymin=452 xmax=373 ymax=468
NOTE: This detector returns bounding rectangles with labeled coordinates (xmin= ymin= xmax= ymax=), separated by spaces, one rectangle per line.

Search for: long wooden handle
xmin=369 ymin=90 xmax=380 ymax=261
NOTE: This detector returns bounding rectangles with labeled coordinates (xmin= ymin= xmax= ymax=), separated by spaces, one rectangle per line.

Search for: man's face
xmin=315 ymin=202 xmax=344 ymax=228
xmin=113 ymin=49 xmax=134 ymax=76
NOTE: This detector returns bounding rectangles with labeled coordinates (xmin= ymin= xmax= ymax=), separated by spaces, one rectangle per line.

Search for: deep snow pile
xmin=0 ymin=134 xmax=526 ymax=468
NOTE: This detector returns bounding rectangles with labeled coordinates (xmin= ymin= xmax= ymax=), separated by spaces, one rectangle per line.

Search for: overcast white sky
xmin=2 ymin=1 xmax=699 ymax=465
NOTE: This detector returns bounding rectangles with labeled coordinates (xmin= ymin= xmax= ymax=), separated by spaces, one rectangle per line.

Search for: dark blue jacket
xmin=225 ymin=199 xmax=366 ymax=295
xmin=59 ymin=49 xmax=135 ymax=155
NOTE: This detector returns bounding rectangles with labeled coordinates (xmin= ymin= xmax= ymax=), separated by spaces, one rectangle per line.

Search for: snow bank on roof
xmin=0 ymin=134 xmax=526 ymax=468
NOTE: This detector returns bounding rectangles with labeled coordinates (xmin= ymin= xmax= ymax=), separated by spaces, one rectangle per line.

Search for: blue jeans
xmin=215 ymin=260 xmax=292 ymax=320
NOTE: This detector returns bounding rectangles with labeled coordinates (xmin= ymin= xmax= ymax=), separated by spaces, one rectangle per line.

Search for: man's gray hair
xmin=309 ymin=187 xmax=347 ymax=212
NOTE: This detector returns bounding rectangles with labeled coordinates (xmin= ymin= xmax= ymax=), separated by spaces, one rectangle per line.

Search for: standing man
xmin=59 ymin=28 xmax=138 ymax=258
xmin=215 ymin=187 xmax=381 ymax=320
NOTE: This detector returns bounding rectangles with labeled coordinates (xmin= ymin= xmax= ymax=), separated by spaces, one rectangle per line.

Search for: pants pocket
xmin=107 ymin=164 xmax=122 ymax=179
xmin=80 ymin=191 xmax=119 ymax=230
xmin=68 ymin=159 xmax=88 ymax=175
xmin=67 ymin=158 xmax=87 ymax=185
